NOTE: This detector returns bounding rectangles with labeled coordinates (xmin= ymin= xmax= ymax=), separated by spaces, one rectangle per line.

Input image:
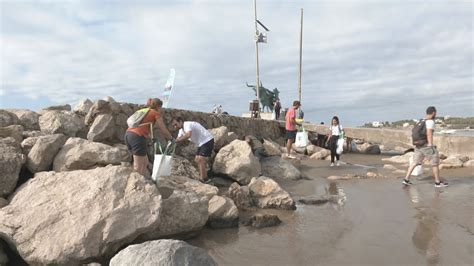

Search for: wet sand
xmin=189 ymin=154 xmax=474 ymax=266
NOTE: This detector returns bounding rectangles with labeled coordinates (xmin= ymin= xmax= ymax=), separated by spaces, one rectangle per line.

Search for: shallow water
xmin=189 ymin=154 xmax=474 ymax=266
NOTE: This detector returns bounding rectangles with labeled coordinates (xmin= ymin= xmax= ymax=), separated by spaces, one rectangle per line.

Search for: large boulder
xmin=243 ymin=214 xmax=282 ymax=228
xmin=6 ymin=109 xmax=40 ymax=130
xmin=0 ymin=110 xmax=19 ymax=127
xmin=263 ymin=139 xmax=282 ymax=156
xmin=357 ymin=143 xmax=381 ymax=154
xmin=39 ymin=110 xmax=85 ymax=137
xmin=0 ymin=242 xmax=7 ymax=266
xmin=73 ymin=98 xmax=94 ymax=116
xmin=213 ymin=140 xmax=261 ymax=185
xmin=176 ymin=143 xmax=199 ymax=162
xmin=26 ymin=134 xmax=68 ymax=173
xmin=0 ymin=125 xmax=23 ymax=143
xmin=261 ymin=156 xmax=301 ymax=180
xmin=226 ymin=182 xmax=253 ymax=209
xmin=208 ymin=126 xmax=229 ymax=151
xmin=171 ymin=156 xmax=200 ymax=181
xmin=20 ymin=136 xmax=39 ymax=155
xmin=85 ymin=100 xmax=113 ymax=126
xmin=309 ymin=148 xmax=331 ymax=160
xmin=440 ymin=156 xmax=463 ymax=169
xmin=0 ymin=166 xmax=161 ymax=265
xmin=110 ymin=239 xmax=217 ymax=266
xmin=152 ymin=184 xmax=209 ymax=239
xmin=0 ymin=137 xmax=25 ymax=197
xmin=382 ymin=152 xmax=413 ymax=164
xmin=0 ymin=198 xmax=7 ymax=208
xmin=248 ymin=176 xmax=296 ymax=210
xmin=87 ymin=113 xmax=116 ymax=142
xmin=207 ymin=195 xmax=239 ymax=228
xmin=306 ymin=144 xmax=324 ymax=156
xmin=53 ymin=138 xmax=130 ymax=171
xmin=464 ymin=160 xmax=474 ymax=167
xmin=157 ymin=175 xmax=218 ymax=201
xmin=292 ymin=144 xmax=307 ymax=154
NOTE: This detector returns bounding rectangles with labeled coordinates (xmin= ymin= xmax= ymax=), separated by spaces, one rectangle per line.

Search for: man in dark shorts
xmin=285 ymin=100 xmax=301 ymax=159
xmin=172 ymin=117 xmax=214 ymax=181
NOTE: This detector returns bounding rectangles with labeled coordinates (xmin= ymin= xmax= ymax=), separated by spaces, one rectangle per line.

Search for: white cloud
xmin=0 ymin=0 xmax=472 ymax=125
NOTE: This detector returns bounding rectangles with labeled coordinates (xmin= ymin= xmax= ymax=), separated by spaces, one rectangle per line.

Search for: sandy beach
xmin=189 ymin=153 xmax=474 ymax=266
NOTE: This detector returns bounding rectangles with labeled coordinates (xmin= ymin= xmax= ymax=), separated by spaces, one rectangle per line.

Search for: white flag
xmin=162 ymin=68 xmax=175 ymax=108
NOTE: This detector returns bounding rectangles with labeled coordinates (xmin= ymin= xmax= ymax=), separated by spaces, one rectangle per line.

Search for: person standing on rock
xmin=172 ymin=117 xmax=214 ymax=182
xmin=327 ymin=116 xmax=343 ymax=167
xmin=402 ymin=106 xmax=448 ymax=188
xmin=285 ymin=100 xmax=302 ymax=159
xmin=125 ymin=98 xmax=173 ymax=176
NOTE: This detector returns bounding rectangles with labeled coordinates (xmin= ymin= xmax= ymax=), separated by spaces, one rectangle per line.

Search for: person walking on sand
xmin=327 ymin=116 xmax=344 ymax=167
xmin=285 ymin=100 xmax=302 ymax=159
xmin=172 ymin=117 xmax=214 ymax=182
xmin=402 ymin=106 xmax=448 ymax=188
xmin=125 ymin=98 xmax=173 ymax=176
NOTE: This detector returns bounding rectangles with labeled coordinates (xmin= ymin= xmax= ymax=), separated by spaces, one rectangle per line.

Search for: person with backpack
xmin=402 ymin=106 xmax=448 ymax=188
xmin=124 ymin=98 xmax=173 ymax=176
xmin=327 ymin=116 xmax=344 ymax=167
xmin=172 ymin=117 xmax=214 ymax=182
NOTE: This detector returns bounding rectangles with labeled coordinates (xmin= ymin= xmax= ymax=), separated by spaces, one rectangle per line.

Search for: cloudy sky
xmin=1 ymin=0 xmax=472 ymax=126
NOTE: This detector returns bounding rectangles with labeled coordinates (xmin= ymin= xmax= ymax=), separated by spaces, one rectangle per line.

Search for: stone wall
xmin=303 ymin=124 xmax=474 ymax=157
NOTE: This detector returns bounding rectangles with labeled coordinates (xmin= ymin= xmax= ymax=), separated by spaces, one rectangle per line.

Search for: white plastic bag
xmin=409 ymin=156 xmax=424 ymax=176
xmin=152 ymin=154 xmax=172 ymax=181
xmin=336 ymin=138 xmax=344 ymax=155
xmin=295 ymin=127 xmax=309 ymax=148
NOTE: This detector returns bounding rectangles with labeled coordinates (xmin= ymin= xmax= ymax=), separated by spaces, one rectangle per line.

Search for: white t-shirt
xmin=178 ymin=121 xmax=214 ymax=147
xmin=425 ymin=120 xmax=435 ymax=131
xmin=330 ymin=125 xmax=343 ymax=136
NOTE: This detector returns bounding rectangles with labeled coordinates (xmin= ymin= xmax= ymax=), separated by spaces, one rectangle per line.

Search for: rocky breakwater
xmin=0 ymin=97 xmax=309 ymax=264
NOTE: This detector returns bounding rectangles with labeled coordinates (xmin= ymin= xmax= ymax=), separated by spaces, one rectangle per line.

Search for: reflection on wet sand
xmin=405 ymin=187 xmax=442 ymax=265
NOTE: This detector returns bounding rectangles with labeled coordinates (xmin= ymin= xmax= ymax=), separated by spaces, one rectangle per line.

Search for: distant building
xmin=371 ymin=121 xmax=383 ymax=128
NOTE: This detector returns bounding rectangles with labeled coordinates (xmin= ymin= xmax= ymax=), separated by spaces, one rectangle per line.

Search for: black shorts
xmin=124 ymin=131 xmax=147 ymax=156
xmin=197 ymin=138 xmax=214 ymax=157
xmin=286 ymin=130 xmax=297 ymax=141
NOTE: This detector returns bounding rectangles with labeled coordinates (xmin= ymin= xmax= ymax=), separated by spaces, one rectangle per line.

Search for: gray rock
xmin=0 ymin=110 xmax=19 ymax=127
xmin=87 ymin=114 xmax=115 ymax=142
xmin=21 ymin=137 xmax=39 ymax=155
xmin=357 ymin=143 xmax=381 ymax=154
xmin=213 ymin=140 xmax=261 ymax=185
xmin=208 ymin=195 xmax=239 ymax=228
xmin=243 ymin=214 xmax=281 ymax=228
xmin=248 ymin=176 xmax=296 ymax=210
xmin=109 ymin=239 xmax=217 ymax=266
xmin=0 ymin=242 xmax=8 ymax=266
xmin=292 ymin=144 xmax=307 ymax=154
xmin=22 ymin=130 xmax=46 ymax=138
xmin=440 ymin=156 xmax=464 ymax=169
xmin=53 ymin=138 xmax=130 ymax=171
xmin=73 ymin=99 xmax=94 ymax=116
xmin=0 ymin=125 xmax=23 ymax=143
xmin=176 ymin=143 xmax=199 ymax=162
xmin=261 ymin=156 xmax=301 ymax=180
xmin=298 ymin=197 xmax=330 ymax=205
xmin=26 ymin=134 xmax=67 ymax=173
xmin=171 ymin=156 xmax=200 ymax=181
xmin=209 ymin=126 xmax=229 ymax=151
xmin=306 ymin=144 xmax=324 ymax=156
xmin=39 ymin=110 xmax=85 ymax=137
xmin=227 ymin=131 xmax=239 ymax=143
xmin=309 ymin=148 xmax=331 ymax=160
xmin=210 ymin=176 xmax=234 ymax=187
xmin=262 ymin=139 xmax=282 ymax=156
xmin=0 ymin=165 xmax=161 ymax=265
xmin=6 ymin=109 xmax=40 ymax=130
xmin=85 ymin=100 xmax=112 ymax=126
xmin=157 ymin=175 xmax=218 ymax=201
xmin=0 ymin=198 xmax=7 ymax=208
xmin=464 ymin=160 xmax=474 ymax=167
xmin=227 ymin=182 xmax=253 ymax=209
xmin=0 ymin=137 xmax=25 ymax=197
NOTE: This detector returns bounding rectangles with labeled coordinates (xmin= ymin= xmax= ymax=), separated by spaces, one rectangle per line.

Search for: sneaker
xmin=434 ymin=181 xmax=448 ymax=188
xmin=402 ymin=179 xmax=413 ymax=186
xmin=330 ymin=162 xmax=335 ymax=167
xmin=336 ymin=161 xmax=340 ymax=166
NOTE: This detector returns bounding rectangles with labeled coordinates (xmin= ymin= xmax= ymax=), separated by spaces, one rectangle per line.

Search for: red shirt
xmin=127 ymin=109 xmax=161 ymax=137
xmin=285 ymin=107 xmax=296 ymax=131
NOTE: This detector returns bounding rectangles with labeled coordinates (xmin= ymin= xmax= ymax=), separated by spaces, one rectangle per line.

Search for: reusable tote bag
xmin=151 ymin=141 xmax=175 ymax=182
xmin=295 ymin=126 xmax=309 ymax=148
xmin=409 ymin=156 xmax=424 ymax=176
xmin=336 ymin=127 xmax=345 ymax=155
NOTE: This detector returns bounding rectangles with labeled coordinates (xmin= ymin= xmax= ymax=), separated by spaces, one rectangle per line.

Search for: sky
xmin=1 ymin=0 xmax=473 ymax=126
